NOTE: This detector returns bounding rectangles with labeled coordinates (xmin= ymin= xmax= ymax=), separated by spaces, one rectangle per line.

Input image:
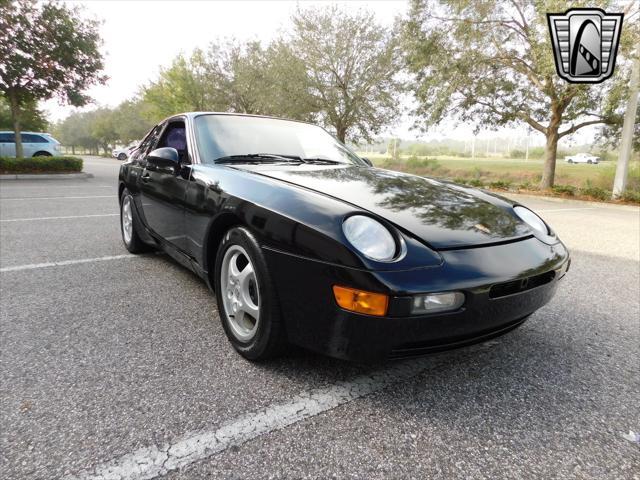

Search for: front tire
xmin=120 ymin=189 xmax=149 ymax=253
xmin=33 ymin=151 xmax=52 ymax=157
xmin=118 ymin=153 xmax=127 ymax=160
xmin=214 ymin=227 xmax=286 ymax=360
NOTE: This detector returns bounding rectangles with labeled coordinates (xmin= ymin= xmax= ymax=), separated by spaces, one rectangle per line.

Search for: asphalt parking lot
xmin=1 ymin=156 xmax=639 ymax=480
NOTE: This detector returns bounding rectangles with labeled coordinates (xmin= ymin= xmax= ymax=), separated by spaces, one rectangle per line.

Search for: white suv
xmin=0 ymin=131 xmax=62 ymax=157
xmin=565 ymin=153 xmax=600 ymax=164
xmin=112 ymin=143 xmax=138 ymax=161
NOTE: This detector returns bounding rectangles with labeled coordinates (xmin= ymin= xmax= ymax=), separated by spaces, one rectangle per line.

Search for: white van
xmin=0 ymin=131 xmax=62 ymax=157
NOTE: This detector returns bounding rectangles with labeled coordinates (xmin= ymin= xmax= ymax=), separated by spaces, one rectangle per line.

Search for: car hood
xmin=234 ymin=164 xmax=532 ymax=249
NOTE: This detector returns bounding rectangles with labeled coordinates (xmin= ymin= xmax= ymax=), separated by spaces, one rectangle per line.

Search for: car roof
xmin=0 ymin=131 xmax=52 ymax=136
xmin=162 ymin=112 xmax=315 ymax=127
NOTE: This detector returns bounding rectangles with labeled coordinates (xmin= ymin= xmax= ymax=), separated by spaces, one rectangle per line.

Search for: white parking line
xmin=0 ymin=213 xmax=119 ymax=223
xmin=0 ymin=254 xmax=135 ymax=273
xmin=0 ymin=195 xmax=113 ymax=200
xmin=66 ymin=358 xmax=435 ymax=480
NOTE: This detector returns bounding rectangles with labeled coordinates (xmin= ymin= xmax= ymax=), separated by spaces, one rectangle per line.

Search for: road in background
xmin=1 ymin=157 xmax=638 ymax=479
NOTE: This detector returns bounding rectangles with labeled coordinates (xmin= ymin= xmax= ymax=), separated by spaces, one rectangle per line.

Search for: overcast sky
xmin=42 ymin=0 xmax=600 ymax=146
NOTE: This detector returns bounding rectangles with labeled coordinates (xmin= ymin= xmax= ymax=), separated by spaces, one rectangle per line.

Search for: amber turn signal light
xmin=332 ymin=285 xmax=389 ymax=316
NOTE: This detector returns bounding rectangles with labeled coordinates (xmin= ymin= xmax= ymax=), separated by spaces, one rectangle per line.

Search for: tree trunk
xmin=540 ymin=128 xmax=559 ymax=189
xmin=7 ymin=91 xmax=24 ymax=158
xmin=540 ymin=109 xmax=562 ymax=189
xmin=612 ymin=52 xmax=640 ymax=199
xmin=336 ymin=124 xmax=347 ymax=143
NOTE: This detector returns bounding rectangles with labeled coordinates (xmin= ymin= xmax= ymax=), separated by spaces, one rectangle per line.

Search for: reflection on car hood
xmin=234 ymin=164 xmax=532 ymax=249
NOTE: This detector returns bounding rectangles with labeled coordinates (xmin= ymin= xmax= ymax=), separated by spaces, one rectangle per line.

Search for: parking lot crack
xmin=64 ymin=358 xmax=433 ymax=480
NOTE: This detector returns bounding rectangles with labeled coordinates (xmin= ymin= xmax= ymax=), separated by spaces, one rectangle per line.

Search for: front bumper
xmin=264 ymin=237 xmax=569 ymax=362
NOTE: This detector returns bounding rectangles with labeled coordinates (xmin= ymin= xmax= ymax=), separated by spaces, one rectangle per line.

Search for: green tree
xmin=141 ymin=50 xmax=220 ymax=120
xmin=387 ymin=138 xmax=402 ymax=160
xmin=402 ymin=0 xmax=636 ymax=188
xmin=112 ymin=100 xmax=154 ymax=145
xmin=52 ymin=110 xmax=98 ymax=154
xmin=285 ymin=6 xmax=403 ymax=142
xmin=90 ymin=107 xmax=117 ymax=154
xmin=0 ymin=94 xmax=48 ymax=131
xmin=0 ymin=0 xmax=105 ymax=157
xmin=203 ymin=40 xmax=270 ymax=115
xmin=597 ymin=11 xmax=640 ymax=154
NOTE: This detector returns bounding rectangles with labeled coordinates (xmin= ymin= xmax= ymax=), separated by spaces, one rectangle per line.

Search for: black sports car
xmin=118 ymin=113 xmax=570 ymax=362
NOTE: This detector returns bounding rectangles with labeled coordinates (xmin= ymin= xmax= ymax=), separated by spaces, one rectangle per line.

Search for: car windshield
xmin=194 ymin=115 xmax=365 ymax=165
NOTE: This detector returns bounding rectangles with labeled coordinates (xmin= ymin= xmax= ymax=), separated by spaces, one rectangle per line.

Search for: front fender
xmin=185 ymin=165 xmax=443 ymax=273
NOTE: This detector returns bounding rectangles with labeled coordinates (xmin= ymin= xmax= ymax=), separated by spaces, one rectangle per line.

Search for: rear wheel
xmin=120 ymin=189 xmax=150 ymax=253
xmin=117 ymin=153 xmax=127 ymax=160
xmin=587 ymin=160 xmax=593 ymax=164
xmin=568 ymin=159 xmax=574 ymax=164
xmin=215 ymin=227 xmax=286 ymax=360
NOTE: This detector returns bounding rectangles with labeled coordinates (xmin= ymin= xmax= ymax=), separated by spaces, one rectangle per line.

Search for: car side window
xmin=22 ymin=134 xmax=48 ymax=143
xmin=0 ymin=133 xmax=15 ymax=143
xmin=133 ymin=125 xmax=163 ymax=161
xmin=155 ymin=121 xmax=189 ymax=164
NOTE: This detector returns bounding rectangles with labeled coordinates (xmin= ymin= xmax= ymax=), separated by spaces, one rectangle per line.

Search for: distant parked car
xmin=565 ymin=153 xmax=600 ymax=164
xmin=112 ymin=143 xmax=139 ymax=161
xmin=0 ymin=131 xmax=62 ymax=157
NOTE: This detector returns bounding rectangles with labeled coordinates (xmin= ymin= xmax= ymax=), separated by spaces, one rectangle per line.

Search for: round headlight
xmin=343 ymin=215 xmax=396 ymax=261
xmin=514 ymin=206 xmax=549 ymax=235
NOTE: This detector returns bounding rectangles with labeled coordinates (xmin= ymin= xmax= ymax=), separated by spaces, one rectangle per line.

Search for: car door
xmin=0 ymin=133 xmax=16 ymax=157
xmin=0 ymin=133 xmax=7 ymax=156
xmin=21 ymin=134 xmax=38 ymax=157
xmin=138 ymin=119 xmax=191 ymax=252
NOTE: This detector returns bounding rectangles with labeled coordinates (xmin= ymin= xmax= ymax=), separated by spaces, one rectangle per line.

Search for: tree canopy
xmin=137 ymin=6 xmax=403 ymax=143
xmin=401 ymin=0 xmax=638 ymax=188
xmin=285 ymin=6 xmax=403 ymax=142
xmin=0 ymin=94 xmax=47 ymax=131
xmin=0 ymin=0 xmax=105 ymax=157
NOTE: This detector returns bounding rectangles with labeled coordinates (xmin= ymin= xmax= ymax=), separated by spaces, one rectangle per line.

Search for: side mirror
xmin=362 ymin=157 xmax=373 ymax=167
xmin=147 ymin=147 xmax=179 ymax=171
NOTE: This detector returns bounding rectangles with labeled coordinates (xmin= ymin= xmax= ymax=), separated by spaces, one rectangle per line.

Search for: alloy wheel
xmin=220 ymin=245 xmax=260 ymax=342
xmin=121 ymin=196 xmax=133 ymax=245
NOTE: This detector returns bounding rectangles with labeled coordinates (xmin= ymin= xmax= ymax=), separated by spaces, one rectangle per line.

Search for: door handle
xmin=141 ymin=173 xmax=151 ymax=183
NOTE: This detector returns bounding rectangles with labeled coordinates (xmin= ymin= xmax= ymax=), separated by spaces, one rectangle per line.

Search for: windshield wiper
xmin=301 ymin=158 xmax=344 ymax=165
xmin=215 ymin=153 xmax=306 ymax=164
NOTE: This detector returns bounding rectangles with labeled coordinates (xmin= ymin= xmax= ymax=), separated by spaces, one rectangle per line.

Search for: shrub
xmin=519 ymin=181 xmax=534 ymax=191
xmin=406 ymin=154 xmax=420 ymax=167
xmin=0 ymin=156 xmax=83 ymax=174
xmin=406 ymin=156 xmax=440 ymax=171
xmin=621 ymin=190 xmax=640 ymax=204
xmin=488 ymin=180 xmax=512 ymax=190
xmin=468 ymin=178 xmax=484 ymax=187
xmin=552 ymin=184 xmax=577 ymax=196
xmin=471 ymin=166 xmax=484 ymax=179
xmin=580 ymin=180 xmax=609 ymax=200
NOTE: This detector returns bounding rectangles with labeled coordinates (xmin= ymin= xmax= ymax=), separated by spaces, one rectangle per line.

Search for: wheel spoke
xmin=238 ymin=262 xmax=254 ymax=287
xmin=240 ymin=301 xmax=259 ymax=322
xmin=228 ymin=252 xmax=242 ymax=279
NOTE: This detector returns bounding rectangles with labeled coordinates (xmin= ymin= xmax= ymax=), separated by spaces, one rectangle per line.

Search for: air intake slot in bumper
xmin=489 ymin=271 xmax=556 ymax=299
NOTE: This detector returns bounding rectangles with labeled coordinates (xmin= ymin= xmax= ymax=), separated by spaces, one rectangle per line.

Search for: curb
xmin=0 ymin=172 xmax=94 ymax=180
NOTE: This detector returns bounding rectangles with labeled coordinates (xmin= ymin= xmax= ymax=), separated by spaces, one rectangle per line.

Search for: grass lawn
xmin=356 ymin=152 xmax=640 ymax=204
